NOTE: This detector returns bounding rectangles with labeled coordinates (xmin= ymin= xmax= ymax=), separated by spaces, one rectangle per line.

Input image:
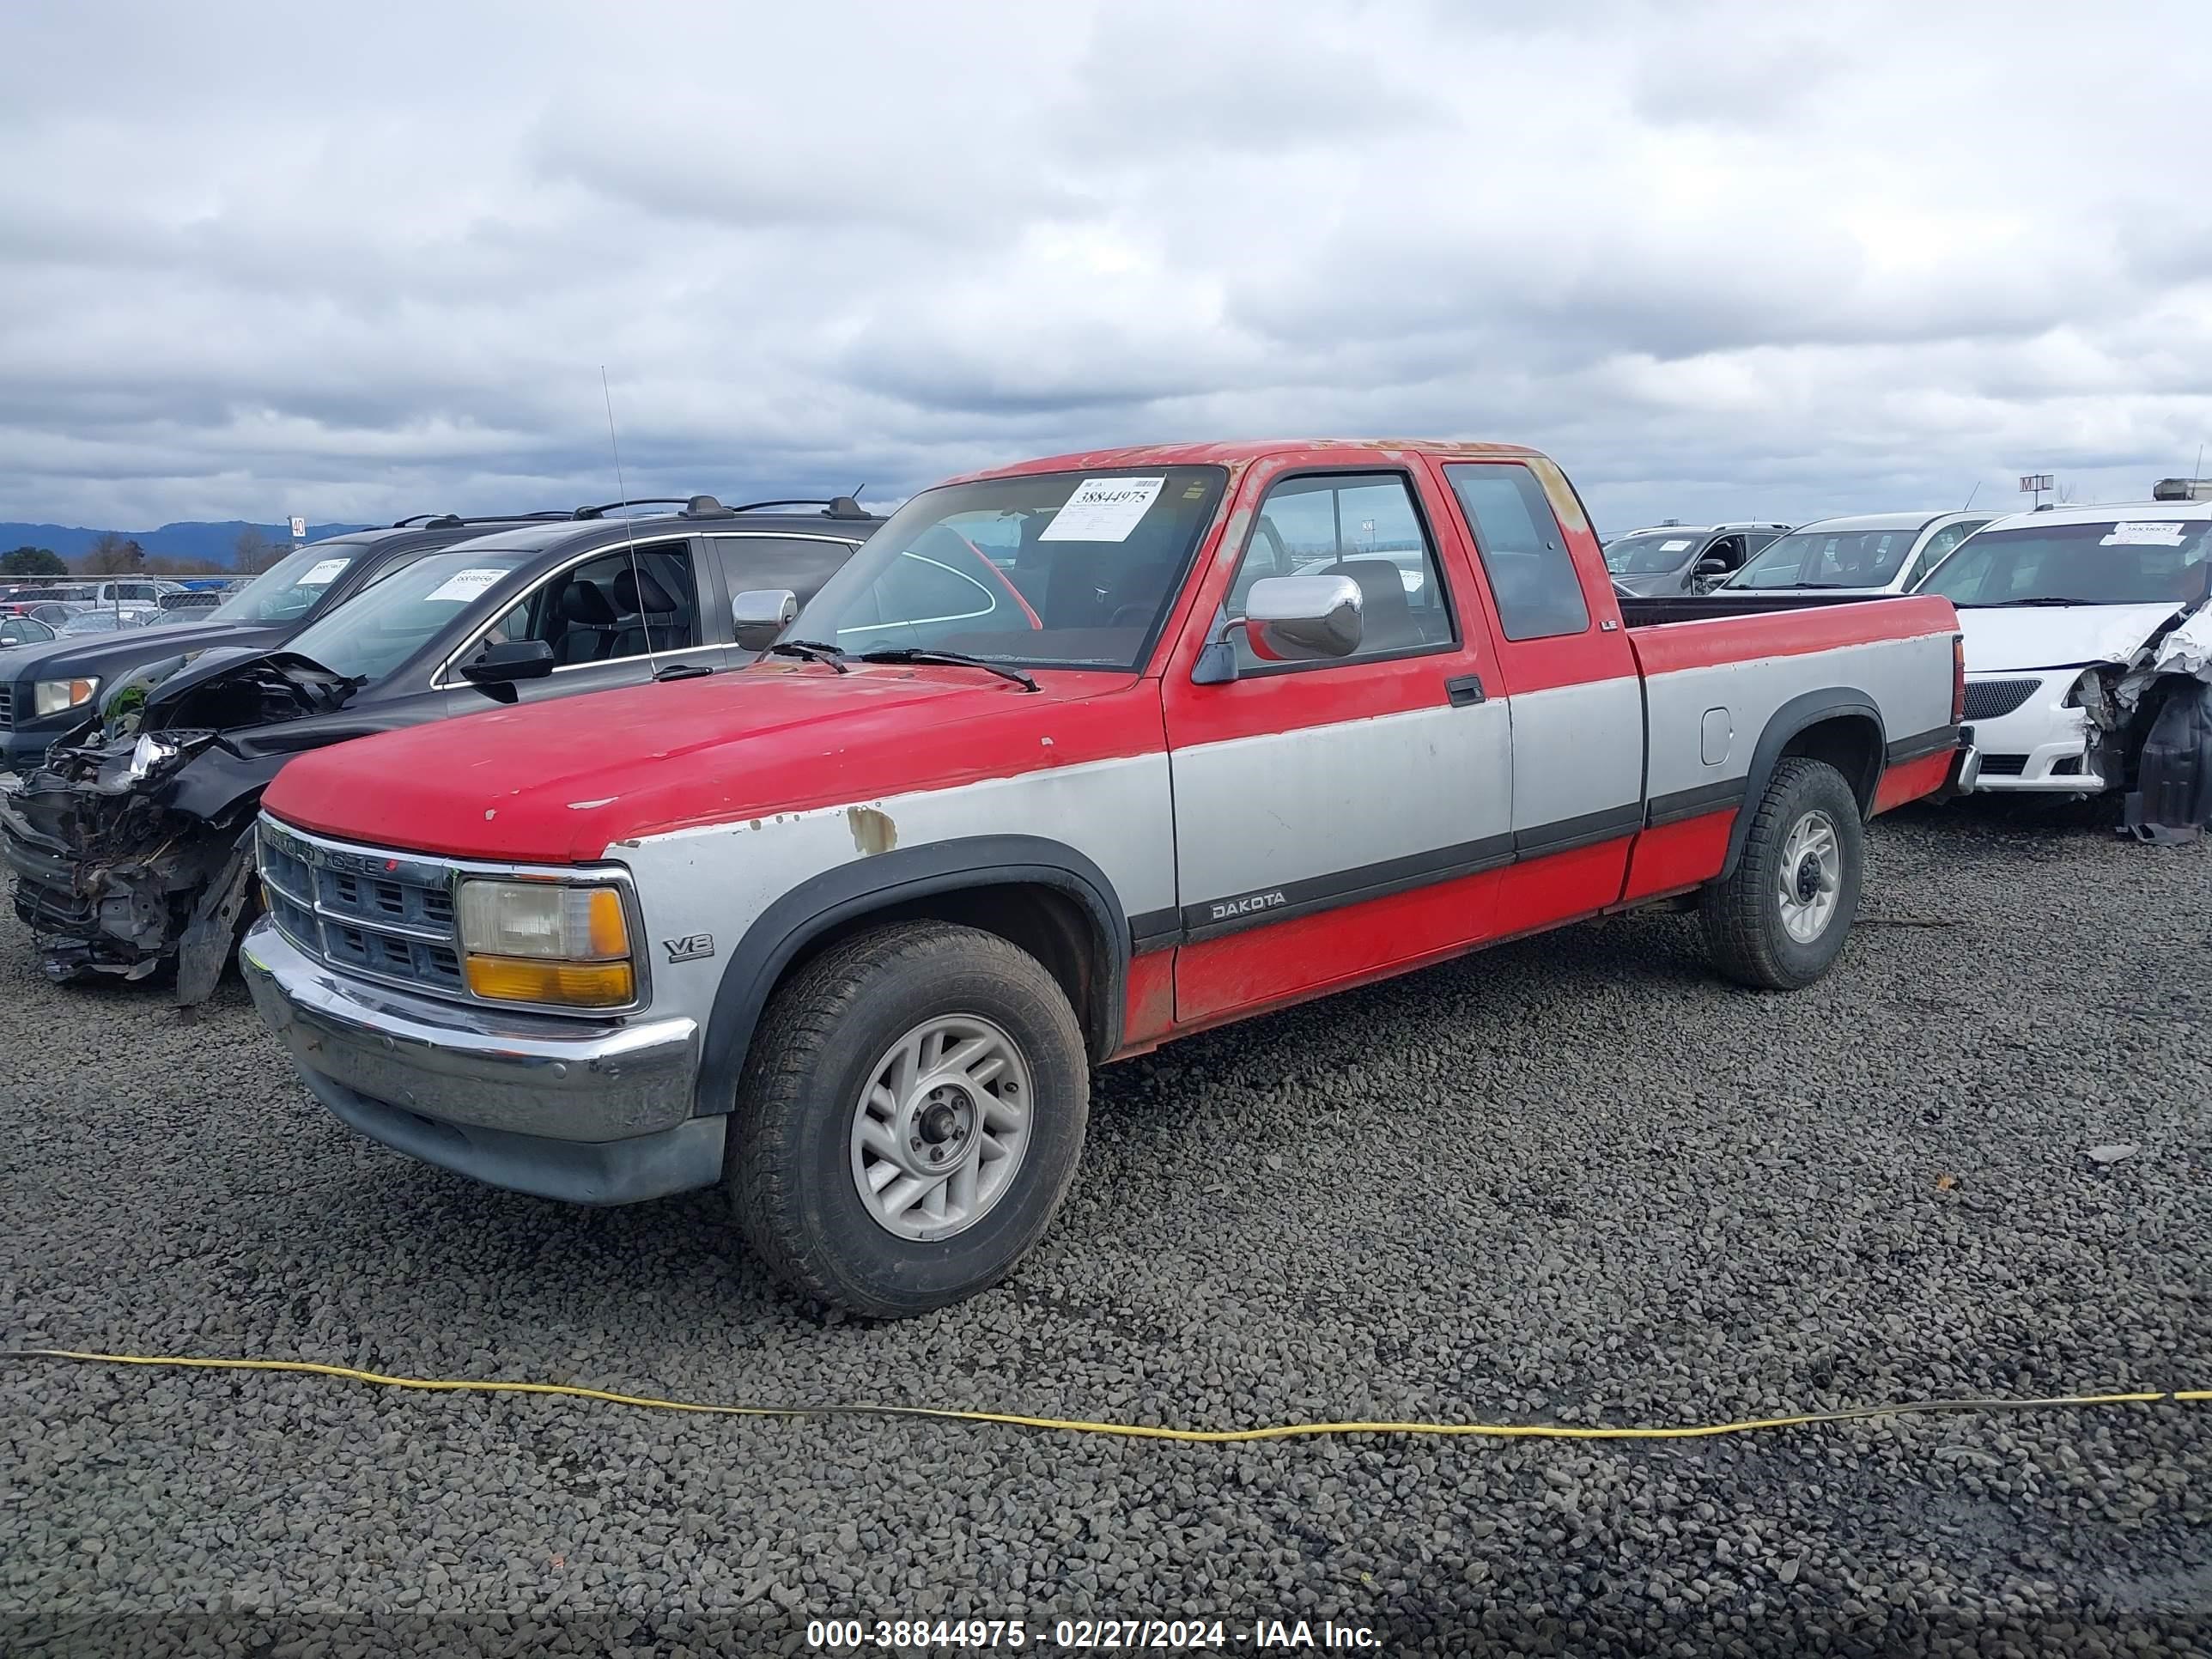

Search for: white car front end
xmin=1959 ymin=605 xmax=2185 ymax=791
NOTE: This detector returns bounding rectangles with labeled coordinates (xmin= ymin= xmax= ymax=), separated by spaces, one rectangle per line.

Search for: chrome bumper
xmin=242 ymin=918 xmax=722 ymax=1204
xmin=1928 ymin=727 xmax=1982 ymax=801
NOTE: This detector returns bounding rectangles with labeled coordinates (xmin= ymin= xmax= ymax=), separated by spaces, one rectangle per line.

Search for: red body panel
xmin=1875 ymin=749 xmax=1953 ymax=813
xmin=1628 ymin=594 xmax=1962 ymax=673
xmin=1620 ymin=810 xmax=1735 ymax=903
xmin=264 ymin=665 xmax=1158 ymax=863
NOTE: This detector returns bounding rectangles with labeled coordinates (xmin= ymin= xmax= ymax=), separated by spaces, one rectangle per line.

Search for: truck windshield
xmin=789 ymin=466 xmax=1230 ymax=670
xmin=1728 ymin=526 xmax=1921 ymax=589
xmin=206 ymin=542 xmax=369 ymax=624
xmin=283 ymin=548 xmax=534 ymax=682
xmin=1604 ymin=532 xmax=1705 ymax=575
xmin=1918 ymin=520 xmax=2212 ymax=607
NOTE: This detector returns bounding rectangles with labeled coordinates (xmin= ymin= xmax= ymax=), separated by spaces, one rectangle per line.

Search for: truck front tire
xmin=727 ymin=921 xmax=1090 ymax=1318
xmin=1701 ymin=757 xmax=1864 ymax=990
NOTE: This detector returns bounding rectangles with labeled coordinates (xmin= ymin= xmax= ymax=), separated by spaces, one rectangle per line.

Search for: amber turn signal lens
xmin=464 ymin=954 xmax=635 ymax=1008
xmin=583 ymin=887 xmax=629 ymax=959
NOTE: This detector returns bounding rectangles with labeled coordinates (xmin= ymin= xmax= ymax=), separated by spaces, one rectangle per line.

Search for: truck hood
xmin=1960 ymin=604 xmax=2181 ymax=674
xmin=0 ymin=618 xmax=287 ymax=691
xmin=262 ymin=662 xmax=1153 ymax=864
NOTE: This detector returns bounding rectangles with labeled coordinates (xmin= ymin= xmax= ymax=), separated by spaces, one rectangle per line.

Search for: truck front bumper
xmin=240 ymin=917 xmax=721 ymax=1205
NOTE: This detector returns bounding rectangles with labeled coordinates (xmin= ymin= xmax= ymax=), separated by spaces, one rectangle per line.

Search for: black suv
xmin=1 ymin=495 xmax=881 ymax=998
xmin=0 ymin=514 xmax=577 ymax=774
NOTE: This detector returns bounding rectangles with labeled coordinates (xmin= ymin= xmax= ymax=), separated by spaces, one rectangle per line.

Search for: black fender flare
xmin=1719 ymin=690 xmax=1887 ymax=881
xmin=693 ymin=834 xmax=1131 ymax=1116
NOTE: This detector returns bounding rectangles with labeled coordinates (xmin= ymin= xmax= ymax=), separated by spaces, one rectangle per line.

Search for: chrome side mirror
xmin=1243 ymin=574 xmax=1363 ymax=663
xmin=732 ymin=588 xmax=798 ymax=653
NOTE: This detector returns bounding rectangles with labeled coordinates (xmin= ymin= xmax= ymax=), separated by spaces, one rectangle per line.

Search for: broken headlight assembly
xmin=2063 ymin=668 xmax=2120 ymax=728
xmin=32 ymin=677 xmax=100 ymax=718
xmin=454 ymin=878 xmax=635 ymax=1008
xmin=125 ymin=732 xmax=179 ymax=784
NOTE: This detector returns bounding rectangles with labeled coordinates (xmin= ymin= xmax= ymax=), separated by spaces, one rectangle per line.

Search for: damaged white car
xmin=1915 ymin=501 xmax=2212 ymax=841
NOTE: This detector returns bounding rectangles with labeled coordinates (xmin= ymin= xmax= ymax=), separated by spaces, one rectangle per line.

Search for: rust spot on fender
xmin=848 ymin=805 xmax=897 ymax=855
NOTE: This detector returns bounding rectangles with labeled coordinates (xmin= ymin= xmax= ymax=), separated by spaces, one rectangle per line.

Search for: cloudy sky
xmin=3 ymin=0 xmax=2208 ymax=536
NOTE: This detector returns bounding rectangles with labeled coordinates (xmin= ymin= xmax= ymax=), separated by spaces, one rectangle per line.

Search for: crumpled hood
xmin=263 ymin=661 xmax=1152 ymax=864
xmin=1960 ymin=604 xmax=2181 ymax=674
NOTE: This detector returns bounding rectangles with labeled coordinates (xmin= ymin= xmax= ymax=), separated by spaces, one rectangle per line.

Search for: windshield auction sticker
xmin=300 ymin=558 xmax=351 ymax=586
xmin=426 ymin=568 xmax=511 ymax=603
xmin=2102 ymin=521 xmax=2186 ymax=546
xmin=1039 ymin=477 xmax=1166 ymax=543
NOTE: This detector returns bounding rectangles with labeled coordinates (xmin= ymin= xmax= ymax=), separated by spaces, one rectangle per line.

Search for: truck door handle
xmin=1445 ymin=674 xmax=1486 ymax=707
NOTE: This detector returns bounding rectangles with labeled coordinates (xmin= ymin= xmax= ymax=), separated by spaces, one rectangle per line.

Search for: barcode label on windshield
xmin=1039 ymin=477 xmax=1165 ymax=543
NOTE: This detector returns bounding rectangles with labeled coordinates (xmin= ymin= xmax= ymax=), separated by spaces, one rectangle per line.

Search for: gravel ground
xmin=2 ymin=801 xmax=2206 ymax=1656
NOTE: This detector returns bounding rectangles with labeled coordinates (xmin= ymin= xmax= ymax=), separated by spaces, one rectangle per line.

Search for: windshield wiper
xmin=769 ymin=639 xmax=849 ymax=673
xmin=1954 ymin=597 xmax=2092 ymax=608
xmin=854 ymin=647 xmax=1041 ymax=692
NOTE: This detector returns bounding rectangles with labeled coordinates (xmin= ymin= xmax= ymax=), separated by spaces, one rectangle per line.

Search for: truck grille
xmin=1962 ymin=678 xmax=2041 ymax=721
xmin=0 ymin=684 xmax=13 ymax=730
xmin=258 ymin=819 xmax=467 ymax=996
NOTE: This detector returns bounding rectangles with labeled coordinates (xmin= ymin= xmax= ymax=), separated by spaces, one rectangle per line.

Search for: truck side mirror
xmin=732 ymin=588 xmax=798 ymax=653
xmin=1243 ymin=574 xmax=1364 ymax=663
xmin=1693 ymin=556 xmax=1730 ymax=577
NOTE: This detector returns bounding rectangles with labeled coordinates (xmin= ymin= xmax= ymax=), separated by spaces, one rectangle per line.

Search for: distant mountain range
xmin=0 ymin=520 xmax=373 ymax=567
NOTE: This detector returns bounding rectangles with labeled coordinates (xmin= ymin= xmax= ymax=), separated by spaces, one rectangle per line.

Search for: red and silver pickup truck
xmin=242 ymin=441 xmax=1971 ymax=1316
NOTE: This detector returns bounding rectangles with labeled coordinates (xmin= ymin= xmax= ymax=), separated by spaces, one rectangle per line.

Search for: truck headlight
xmin=33 ymin=678 xmax=100 ymax=718
xmin=455 ymin=878 xmax=635 ymax=1007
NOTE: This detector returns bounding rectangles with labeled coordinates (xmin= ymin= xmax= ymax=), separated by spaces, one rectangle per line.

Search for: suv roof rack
xmin=571 ymin=495 xmax=878 ymax=523
xmin=729 ymin=495 xmax=875 ymax=520
xmin=390 ymin=511 xmax=573 ymax=529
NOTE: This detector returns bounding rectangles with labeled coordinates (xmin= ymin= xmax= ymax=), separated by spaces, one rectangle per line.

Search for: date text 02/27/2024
xmin=804 ymin=1617 xmax=1383 ymax=1650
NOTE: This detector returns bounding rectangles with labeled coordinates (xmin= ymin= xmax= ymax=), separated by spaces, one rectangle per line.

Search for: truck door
xmin=1433 ymin=459 xmax=1643 ymax=932
xmin=1159 ymin=465 xmax=1512 ymax=1028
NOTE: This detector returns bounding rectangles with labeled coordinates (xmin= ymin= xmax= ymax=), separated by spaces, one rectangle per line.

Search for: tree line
xmin=0 ymin=526 xmax=293 ymax=580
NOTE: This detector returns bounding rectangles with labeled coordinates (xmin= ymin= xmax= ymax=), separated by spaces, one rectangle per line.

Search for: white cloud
xmin=0 ymin=0 xmax=2206 ymax=532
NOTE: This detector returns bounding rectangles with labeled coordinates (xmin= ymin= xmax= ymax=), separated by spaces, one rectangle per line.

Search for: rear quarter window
xmin=1444 ymin=464 xmax=1590 ymax=641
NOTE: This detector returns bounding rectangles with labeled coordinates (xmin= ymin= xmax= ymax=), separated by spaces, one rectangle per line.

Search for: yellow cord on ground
xmin=6 ymin=1349 xmax=2208 ymax=1444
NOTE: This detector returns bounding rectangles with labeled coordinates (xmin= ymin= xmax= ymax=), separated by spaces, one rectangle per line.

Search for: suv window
xmin=1907 ymin=519 xmax=1985 ymax=587
xmin=489 ymin=543 xmax=699 ymax=665
xmin=1444 ymin=464 xmax=1589 ymax=640
xmin=1223 ymin=472 xmax=1454 ymax=669
xmin=708 ymin=534 xmax=862 ymax=606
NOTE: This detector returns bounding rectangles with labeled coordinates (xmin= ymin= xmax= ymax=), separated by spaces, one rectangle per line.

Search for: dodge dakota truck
xmin=241 ymin=441 xmax=1970 ymax=1316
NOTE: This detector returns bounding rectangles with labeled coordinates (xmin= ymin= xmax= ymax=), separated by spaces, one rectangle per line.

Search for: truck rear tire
xmin=727 ymin=920 xmax=1090 ymax=1318
xmin=1701 ymin=757 xmax=1863 ymax=990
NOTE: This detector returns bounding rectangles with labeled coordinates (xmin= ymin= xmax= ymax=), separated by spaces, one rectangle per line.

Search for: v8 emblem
xmin=662 ymin=933 xmax=715 ymax=963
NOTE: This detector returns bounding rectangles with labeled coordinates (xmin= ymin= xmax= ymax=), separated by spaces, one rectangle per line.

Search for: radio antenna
xmin=600 ymin=365 xmax=663 ymax=679
xmin=1961 ymin=481 xmax=1978 ymax=512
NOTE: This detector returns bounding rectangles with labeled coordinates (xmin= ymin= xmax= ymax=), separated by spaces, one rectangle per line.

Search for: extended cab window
xmin=488 ymin=544 xmax=700 ymax=665
xmin=1444 ymin=464 xmax=1589 ymax=640
xmin=1224 ymin=472 xmax=1454 ymax=667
